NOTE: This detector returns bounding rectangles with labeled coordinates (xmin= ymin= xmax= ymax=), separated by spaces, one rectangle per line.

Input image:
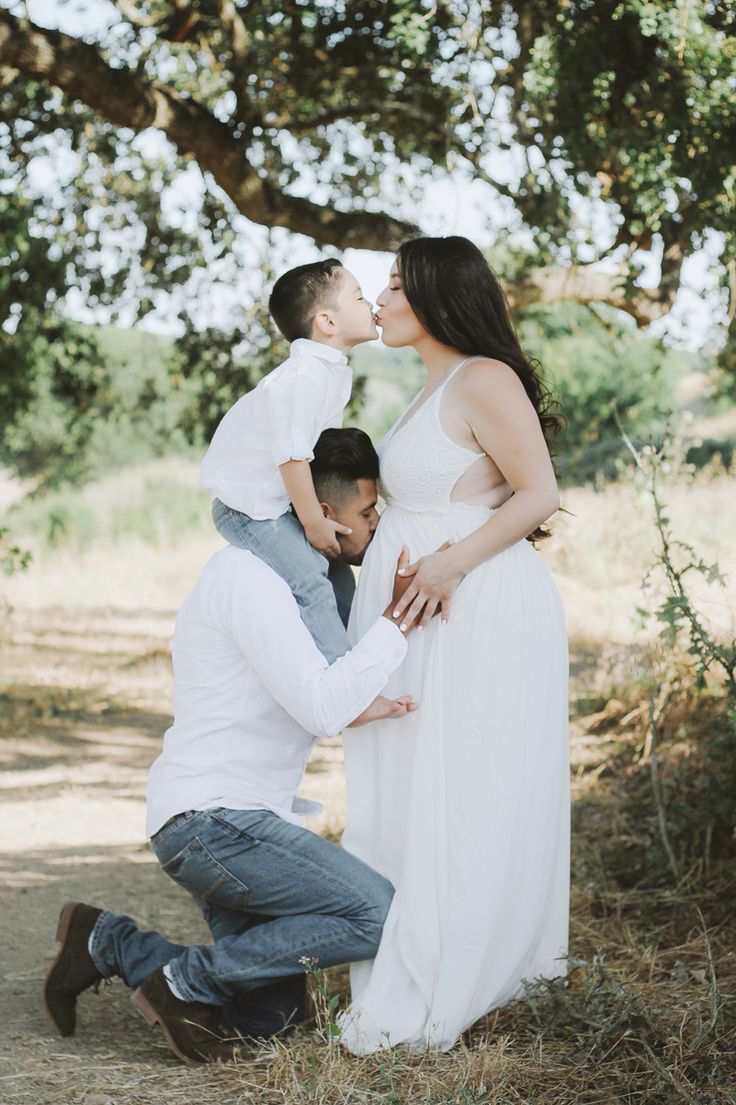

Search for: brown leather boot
xmin=132 ymin=967 xmax=249 ymax=1066
xmin=43 ymin=902 xmax=105 ymax=1036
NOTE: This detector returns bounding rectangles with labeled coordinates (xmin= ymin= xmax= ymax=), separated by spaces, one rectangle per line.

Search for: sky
xmin=16 ymin=0 xmax=730 ymax=354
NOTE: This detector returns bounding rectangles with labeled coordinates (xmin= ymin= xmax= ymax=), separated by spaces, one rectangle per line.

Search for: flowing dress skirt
xmin=339 ymin=502 xmax=570 ymax=1053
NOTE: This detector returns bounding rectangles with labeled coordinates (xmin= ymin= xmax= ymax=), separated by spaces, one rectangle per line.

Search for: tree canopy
xmin=2 ymin=1 xmax=735 ymax=310
xmin=1 ymin=0 xmax=735 ymax=467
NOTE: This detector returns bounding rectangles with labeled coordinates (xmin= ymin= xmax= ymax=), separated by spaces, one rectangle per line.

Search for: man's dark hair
xmin=310 ymin=428 xmax=379 ymax=505
xmin=269 ymin=259 xmax=345 ymax=343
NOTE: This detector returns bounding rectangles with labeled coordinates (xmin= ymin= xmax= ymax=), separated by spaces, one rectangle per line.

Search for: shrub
xmin=517 ymin=303 xmax=693 ymax=483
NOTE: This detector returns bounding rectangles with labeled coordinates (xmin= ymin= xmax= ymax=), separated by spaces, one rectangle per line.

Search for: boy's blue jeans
xmin=89 ymin=808 xmax=394 ymax=1038
xmin=211 ymin=499 xmax=353 ymax=663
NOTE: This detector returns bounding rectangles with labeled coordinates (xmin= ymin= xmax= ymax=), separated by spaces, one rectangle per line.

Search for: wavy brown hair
xmin=396 ymin=236 xmax=562 ymax=540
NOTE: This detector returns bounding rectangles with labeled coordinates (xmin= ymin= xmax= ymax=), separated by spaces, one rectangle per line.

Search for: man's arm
xmin=221 ymin=551 xmax=409 ymax=738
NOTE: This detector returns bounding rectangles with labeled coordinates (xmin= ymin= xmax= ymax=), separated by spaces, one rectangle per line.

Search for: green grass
xmin=7 ymin=458 xmax=212 ymax=552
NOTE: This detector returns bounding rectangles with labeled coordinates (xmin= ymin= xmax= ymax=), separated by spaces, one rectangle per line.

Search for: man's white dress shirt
xmin=199 ymin=338 xmax=352 ymax=520
xmin=146 ymin=546 xmax=406 ymax=837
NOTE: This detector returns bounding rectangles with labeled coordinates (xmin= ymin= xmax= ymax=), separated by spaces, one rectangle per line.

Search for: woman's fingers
xmin=418 ymin=597 xmax=439 ymax=629
xmin=399 ymin=592 xmax=429 ymax=630
xmin=392 ymin=589 xmax=449 ymax=630
xmin=400 ymin=541 xmax=452 ymax=578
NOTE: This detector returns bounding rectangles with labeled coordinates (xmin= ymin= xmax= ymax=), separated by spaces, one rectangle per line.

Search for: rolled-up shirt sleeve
xmin=223 ymin=556 xmax=407 ymax=737
xmin=265 ymin=367 xmax=329 ymax=467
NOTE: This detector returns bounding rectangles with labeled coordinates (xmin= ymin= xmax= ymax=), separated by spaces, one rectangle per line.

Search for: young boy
xmin=200 ymin=259 xmax=378 ymax=662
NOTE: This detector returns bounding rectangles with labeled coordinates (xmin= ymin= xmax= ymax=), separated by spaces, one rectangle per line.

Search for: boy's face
xmin=313 ymin=270 xmax=378 ymax=350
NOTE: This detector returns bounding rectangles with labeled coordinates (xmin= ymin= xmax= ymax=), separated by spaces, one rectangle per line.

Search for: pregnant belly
xmin=350 ymin=502 xmax=498 ymax=641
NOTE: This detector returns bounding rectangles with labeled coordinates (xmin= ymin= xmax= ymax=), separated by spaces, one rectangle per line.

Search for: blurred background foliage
xmin=0 ymin=241 xmax=718 ymax=507
xmin=1 ymin=0 xmax=734 ymax=529
xmin=0 ymin=287 xmax=700 ymax=491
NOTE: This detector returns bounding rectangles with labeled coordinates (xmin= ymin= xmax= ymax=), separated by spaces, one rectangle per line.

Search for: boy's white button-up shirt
xmin=199 ymin=338 xmax=352 ymax=520
xmin=146 ymin=546 xmax=406 ymax=837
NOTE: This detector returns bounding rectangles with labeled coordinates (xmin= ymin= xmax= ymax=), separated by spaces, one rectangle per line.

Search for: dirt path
xmin=1 ymin=607 xmax=200 ymax=1100
xmin=0 ymin=604 xmax=351 ymax=1104
xmin=3 ymin=602 xmax=732 ymax=1105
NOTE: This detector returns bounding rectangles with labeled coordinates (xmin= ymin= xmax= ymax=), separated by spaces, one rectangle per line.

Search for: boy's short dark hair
xmin=269 ymin=259 xmax=345 ymax=343
xmin=310 ymin=428 xmax=379 ymax=505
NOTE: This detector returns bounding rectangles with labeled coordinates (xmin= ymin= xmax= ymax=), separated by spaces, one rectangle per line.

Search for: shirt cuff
xmin=271 ymin=437 xmax=316 ymax=466
xmin=353 ymin=615 xmax=408 ymax=674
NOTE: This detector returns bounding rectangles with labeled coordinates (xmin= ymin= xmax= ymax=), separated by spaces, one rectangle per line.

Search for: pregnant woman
xmin=339 ymin=236 xmax=569 ymax=1054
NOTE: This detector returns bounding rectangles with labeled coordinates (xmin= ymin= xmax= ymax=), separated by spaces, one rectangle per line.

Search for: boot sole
xmin=42 ymin=901 xmax=81 ymax=1037
xmin=131 ymin=988 xmax=201 ymax=1067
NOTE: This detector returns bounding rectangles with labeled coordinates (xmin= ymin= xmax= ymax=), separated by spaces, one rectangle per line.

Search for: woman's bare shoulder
xmin=458 ymin=358 xmax=526 ymax=403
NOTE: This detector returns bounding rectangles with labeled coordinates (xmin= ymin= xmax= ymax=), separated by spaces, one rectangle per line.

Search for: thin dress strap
xmin=386 ymin=356 xmax=486 ymax=444
xmin=438 ymin=355 xmax=485 ymax=391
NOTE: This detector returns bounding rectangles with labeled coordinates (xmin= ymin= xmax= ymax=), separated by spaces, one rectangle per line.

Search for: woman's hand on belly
xmin=381 ymin=544 xmax=428 ymax=633
xmin=391 ymin=540 xmax=461 ymax=629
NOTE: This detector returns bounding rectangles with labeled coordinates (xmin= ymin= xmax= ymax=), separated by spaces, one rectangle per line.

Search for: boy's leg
xmin=212 ymin=499 xmax=350 ymax=662
xmin=145 ymin=807 xmax=393 ymax=1008
xmin=327 ymin=556 xmax=356 ymax=629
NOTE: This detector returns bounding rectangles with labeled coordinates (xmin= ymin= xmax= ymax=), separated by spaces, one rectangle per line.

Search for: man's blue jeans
xmin=211 ymin=499 xmax=354 ymax=663
xmin=89 ymin=808 xmax=393 ymax=1037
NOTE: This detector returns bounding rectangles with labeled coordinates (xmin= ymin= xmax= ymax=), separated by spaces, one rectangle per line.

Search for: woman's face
xmin=374 ymin=262 xmax=427 ymax=348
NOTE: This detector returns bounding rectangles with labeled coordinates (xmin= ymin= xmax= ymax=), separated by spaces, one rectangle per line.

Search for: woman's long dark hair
xmin=397 ymin=236 xmax=562 ymax=540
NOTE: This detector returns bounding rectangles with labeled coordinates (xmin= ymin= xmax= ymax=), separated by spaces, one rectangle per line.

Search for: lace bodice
xmin=378 ymin=358 xmax=485 ymax=513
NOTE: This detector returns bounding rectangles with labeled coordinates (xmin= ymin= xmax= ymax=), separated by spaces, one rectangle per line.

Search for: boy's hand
xmin=304 ymin=515 xmax=352 ymax=559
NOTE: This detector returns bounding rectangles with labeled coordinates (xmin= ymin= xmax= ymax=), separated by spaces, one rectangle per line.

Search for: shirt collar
xmin=290 ymin=338 xmax=349 ymax=366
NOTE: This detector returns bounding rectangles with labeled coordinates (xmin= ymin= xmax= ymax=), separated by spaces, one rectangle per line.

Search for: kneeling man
xmin=43 ymin=428 xmax=416 ymax=1065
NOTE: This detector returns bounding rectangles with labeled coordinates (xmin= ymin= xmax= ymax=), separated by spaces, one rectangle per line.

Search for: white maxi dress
xmin=339 ymin=358 xmax=570 ymax=1054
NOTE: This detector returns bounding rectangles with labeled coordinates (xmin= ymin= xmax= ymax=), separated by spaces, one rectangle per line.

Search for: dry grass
xmin=1 ymin=465 xmax=735 ymax=1103
xmin=548 ymin=471 xmax=736 ymax=649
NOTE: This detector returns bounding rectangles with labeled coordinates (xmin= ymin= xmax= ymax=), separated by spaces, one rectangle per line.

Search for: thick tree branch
xmin=108 ymin=0 xmax=159 ymax=29
xmin=216 ymin=0 xmax=249 ymax=57
xmin=457 ymin=142 xmax=517 ymax=201
xmin=0 ymin=9 xmax=691 ymax=325
xmin=0 ymin=10 xmax=417 ymax=249
xmin=215 ymin=0 xmax=253 ymax=126
xmin=268 ymin=105 xmax=371 ymax=132
xmin=505 ymin=265 xmax=674 ymax=327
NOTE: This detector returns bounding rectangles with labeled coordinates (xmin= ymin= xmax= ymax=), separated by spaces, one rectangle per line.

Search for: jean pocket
xmin=159 ymin=836 xmax=251 ymax=910
xmin=151 ymin=810 xmax=197 ymax=843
